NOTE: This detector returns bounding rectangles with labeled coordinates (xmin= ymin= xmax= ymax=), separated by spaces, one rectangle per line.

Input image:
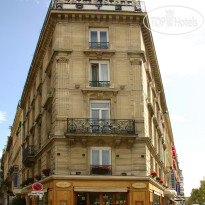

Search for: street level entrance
xmin=76 ymin=192 xmax=127 ymax=205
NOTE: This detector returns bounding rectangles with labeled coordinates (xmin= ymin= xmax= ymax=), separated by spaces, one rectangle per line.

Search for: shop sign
xmin=56 ymin=182 xmax=71 ymax=188
xmin=132 ymin=183 xmax=147 ymax=189
xmin=28 ymin=191 xmax=44 ymax=196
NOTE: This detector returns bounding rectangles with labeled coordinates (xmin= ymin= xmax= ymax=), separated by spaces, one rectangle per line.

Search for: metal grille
xmin=67 ymin=118 xmax=135 ymax=135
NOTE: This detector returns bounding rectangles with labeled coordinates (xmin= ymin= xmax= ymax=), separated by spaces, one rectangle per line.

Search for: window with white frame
xmin=89 ymin=28 xmax=109 ymax=49
xmin=91 ymin=147 xmax=111 ymax=166
xmin=90 ymin=61 xmax=110 ymax=87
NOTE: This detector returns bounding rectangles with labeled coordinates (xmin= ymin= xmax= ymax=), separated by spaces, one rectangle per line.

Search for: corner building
xmin=11 ymin=0 xmax=181 ymax=204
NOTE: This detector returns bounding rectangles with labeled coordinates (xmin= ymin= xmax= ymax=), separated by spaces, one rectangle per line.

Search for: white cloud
xmin=170 ymin=113 xmax=188 ymax=123
xmin=0 ymin=111 xmax=6 ymax=124
xmin=178 ymin=151 xmax=205 ymax=196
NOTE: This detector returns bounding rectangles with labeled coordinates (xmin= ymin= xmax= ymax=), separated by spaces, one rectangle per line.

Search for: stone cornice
xmin=52 ymin=9 xmax=146 ymax=23
xmin=141 ymin=17 xmax=174 ymax=143
xmin=20 ymin=16 xmax=57 ymax=108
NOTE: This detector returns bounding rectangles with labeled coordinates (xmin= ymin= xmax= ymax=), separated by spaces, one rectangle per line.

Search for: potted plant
xmin=42 ymin=168 xmax=50 ymax=176
xmin=92 ymin=166 xmax=110 ymax=174
xmin=34 ymin=174 xmax=41 ymax=180
xmin=151 ymin=171 xmax=158 ymax=178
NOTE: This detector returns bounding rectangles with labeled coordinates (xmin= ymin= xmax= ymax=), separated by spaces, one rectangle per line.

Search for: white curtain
xmin=100 ymin=64 xmax=108 ymax=81
xmin=92 ymin=150 xmax=99 ymax=165
xmin=102 ymin=150 xmax=110 ymax=165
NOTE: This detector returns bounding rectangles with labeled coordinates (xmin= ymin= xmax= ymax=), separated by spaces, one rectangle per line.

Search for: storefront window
xmin=116 ymin=193 xmax=126 ymax=205
xmin=90 ymin=193 xmax=100 ymax=205
xmin=154 ymin=195 xmax=160 ymax=205
xmin=77 ymin=193 xmax=87 ymax=205
xmin=103 ymin=193 xmax=112 ymax=205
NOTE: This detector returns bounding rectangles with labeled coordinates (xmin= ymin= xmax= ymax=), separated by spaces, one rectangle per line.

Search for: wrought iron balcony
xmin=89 ymin=81 xmax=110 ymax=87
xmin=89 ymin=42 xmax=109 ymax=49
xmin=9 ymin=166 xmax=18 ymax=176
xmin=22 ymin=145 xmax=36 ymax=166
xmin=90 ymin=165 xmax=112 ymax=175
xmin=67 ymin=118 xmax=135 ymax=135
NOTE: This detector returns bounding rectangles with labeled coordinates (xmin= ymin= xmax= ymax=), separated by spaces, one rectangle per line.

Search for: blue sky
xmin=0 ymin=0 xmax=205 ymax=196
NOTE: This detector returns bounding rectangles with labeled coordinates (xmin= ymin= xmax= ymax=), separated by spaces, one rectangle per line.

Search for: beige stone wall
xmin=16 ymin=12 xmax=178 ymax=184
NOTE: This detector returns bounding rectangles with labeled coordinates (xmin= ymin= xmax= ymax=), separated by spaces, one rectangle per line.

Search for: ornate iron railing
xmin=90 ymin=165 xmax=112 ymax=175
xmin=89 ymin=42 xmax=109 ymax=49
xmin=89 ymin=81 xmax=110 ymax=87
xmin=23 ymin=146 xmax=35 ymax=161
xmin=67 ymin=118 xmax=135 ymax=134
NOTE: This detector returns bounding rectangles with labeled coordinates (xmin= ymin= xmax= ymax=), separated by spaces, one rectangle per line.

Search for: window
xmin=89 ymin=29 xmax=109 ymax=49
xmin=90 ymin=102 xmax=110 ymax=133
xmin=14 ymin=173 xmax=18 ymax=188
xmin=90 ymin=147 xmax=111 ymax=175
xmin=90 ymin=62 xmax=110 ymax=87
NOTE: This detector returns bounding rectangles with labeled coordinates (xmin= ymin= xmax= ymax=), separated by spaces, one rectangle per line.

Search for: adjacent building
xmin=0 ymin=0 xmax=183 ymax=204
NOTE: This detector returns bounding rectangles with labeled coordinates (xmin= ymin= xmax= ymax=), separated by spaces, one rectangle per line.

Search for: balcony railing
xmin=23 ymin=146 xmax=36 ymax=166
xmin=90 ymin=165 xmax=112 ymax=175
xmin=89 ymin=81 xmax=110 ymax=87
xmin=67 ymin=118 xmax=135 ymax=135
xmin=9 ymin=166 xmax=18 ymax=176
xmin=89 ymin=42 xmax=109 ymax=49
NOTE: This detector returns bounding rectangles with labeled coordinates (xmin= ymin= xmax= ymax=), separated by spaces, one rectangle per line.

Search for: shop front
xmin=23 ymin=176 xmax=168 ymax=205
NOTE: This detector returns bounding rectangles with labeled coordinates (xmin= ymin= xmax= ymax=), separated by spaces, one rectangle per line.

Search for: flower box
xmin=28 ymin=177 xmax=34 ymax=184
xmin=34 ymin=174 xmax=41 ymax=180
xmin=42 ymin=168 xmax=50 ymax=176
xmin=156 ymin=177 xmax=161 ymax=182
xmin=151 ymin=171 xmax=158 ymax=178
xmin=159 ymin=179 xmax=164 ymax=184
xmin=92 ymin=166 xmax=110 ymax=174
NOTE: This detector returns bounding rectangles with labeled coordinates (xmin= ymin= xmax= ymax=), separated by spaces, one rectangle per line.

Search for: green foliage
xmin=187 ymin=181 xmax=205 ymax=205
xmin=11 ymin=196 xmax=26 ymax=205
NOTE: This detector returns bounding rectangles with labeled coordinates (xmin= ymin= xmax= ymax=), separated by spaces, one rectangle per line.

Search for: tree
xmin=187 ymin=181 xmax=205 ymax=205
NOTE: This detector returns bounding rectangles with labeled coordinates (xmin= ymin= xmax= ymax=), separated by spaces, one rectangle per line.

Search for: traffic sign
xmin=32 ymin=183 xmax=43 ymax=191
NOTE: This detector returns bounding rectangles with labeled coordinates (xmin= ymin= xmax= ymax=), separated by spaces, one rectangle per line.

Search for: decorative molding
xmin=81 ymin=88 xmax=119 ymax=100
xmin=129 ymin=57 xmax=142 ymax=65
xmin=127 ymin=50 xmax=146 ymax=62
xmin=84 ymin=49 xmax=116 ymax=59
xmin=56 ymin=56 xmax=69 ymax=63
xmin=56 ymin=182 xmax=72 ymax=188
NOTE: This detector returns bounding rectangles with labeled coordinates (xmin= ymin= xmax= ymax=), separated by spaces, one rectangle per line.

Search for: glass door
xmin=77 ymin=193 xmax=87 ymax=205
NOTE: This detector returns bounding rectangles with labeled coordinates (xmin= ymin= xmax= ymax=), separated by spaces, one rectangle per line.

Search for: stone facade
xmin=0 ymin=0 xmax=182 ymax=204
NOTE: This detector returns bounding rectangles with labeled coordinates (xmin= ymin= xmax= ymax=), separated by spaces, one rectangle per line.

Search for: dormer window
xmin=89 ymin=29 xmax=109 ymax=49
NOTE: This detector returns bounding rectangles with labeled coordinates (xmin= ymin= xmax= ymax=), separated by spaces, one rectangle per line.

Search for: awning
xmin=164 ymin=189 xmax=177 ymax=197
xmin=74 ymin=187 xmax=128 ymax=192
